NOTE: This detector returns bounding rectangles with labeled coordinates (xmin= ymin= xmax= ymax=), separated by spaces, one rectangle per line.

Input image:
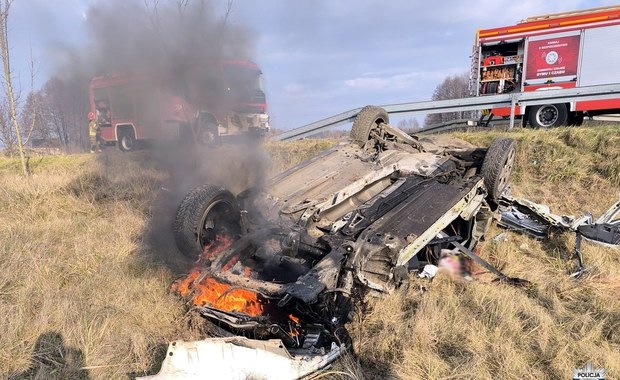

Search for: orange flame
xmin=172 ymin=234 xmax=263 ymax=316
xmin=288 ymin=314 xmax=300 ymax=324
xmin=172 ymin=274 xmax=263 ymax=316
xmin=200 ymin=234 xmax=233 ymax=262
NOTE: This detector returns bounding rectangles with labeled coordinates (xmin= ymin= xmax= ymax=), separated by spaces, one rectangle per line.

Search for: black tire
xmin=174 ymin=184 xmax=240 ymax=259
xmin=350 ymin=106 xmax=389 ymax=147
xmin=528 ymin=104 xmax=568 ymax=128
xmin=485 ymin=82 xmax=499 ymax=94
xmin=118 ymin=130 xmax=136 ymax=152
xmin=568 ymin=112 xmax=584 ymax=126
xmin=481 ymin=137 xmax=517 ymax=200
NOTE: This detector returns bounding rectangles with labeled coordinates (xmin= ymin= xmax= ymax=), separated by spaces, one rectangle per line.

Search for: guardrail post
xmin=508 ymin=94 xmax=518 ymax=130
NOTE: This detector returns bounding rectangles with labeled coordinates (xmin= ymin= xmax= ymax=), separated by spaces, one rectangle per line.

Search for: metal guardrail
xmin=416 ymin=119 xmax=479 ymax=135
xmin=271 ymin=83 xmax=620 ymax=141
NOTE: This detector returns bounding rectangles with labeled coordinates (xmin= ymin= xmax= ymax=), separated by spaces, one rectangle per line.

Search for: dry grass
xmin=0 ymin=126 xmax=619 ymax=379
xmin=264 ymin=139 xmax=337 ymax=174
xmin=0 ymin=152 xmax=200 ymax=379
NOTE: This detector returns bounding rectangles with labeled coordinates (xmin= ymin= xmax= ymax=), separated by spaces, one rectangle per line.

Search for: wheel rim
xmin=536 ymin=105 xmax=559 ymax=127
xmin=497 ymin=147 xmax=516 ymax=193
xmin=122 ymin=135 xmax=133 ymax=150
xmin=198 ymin=128 xmax=216 ymax=144
xmin=369 ymin=120 xmax=385 ymax=140
xmin=198 ymin=200 xmax=236 ymax=250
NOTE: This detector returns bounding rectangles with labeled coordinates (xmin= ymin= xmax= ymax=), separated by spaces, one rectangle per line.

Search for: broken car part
xmin=137 ymin=337 xmax=343 ymax=380
xmin=498 ymin=195 xmax=620 ymax=275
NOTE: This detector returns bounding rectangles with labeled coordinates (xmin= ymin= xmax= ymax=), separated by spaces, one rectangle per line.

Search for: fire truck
xmin=88 ymin=60 xmax=270 ymax=151
xmin=470 ymin=6 xmax=620 ymax=128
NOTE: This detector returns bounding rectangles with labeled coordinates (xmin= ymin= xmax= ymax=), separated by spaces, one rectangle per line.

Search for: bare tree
xmin=19 ymin=91 xmax=46 ymax=144
xmin=38 ymin=76 xmax=90 ymax=150
xmin=424 ymin=72 xmax=477 ymax=127
xmin=0 ymin=0 xmax=28 ymax=174
xmin=397 ymin=118 xmax=420 ymax=133
xmin=0 ymin=97 xmax=14 ymax=150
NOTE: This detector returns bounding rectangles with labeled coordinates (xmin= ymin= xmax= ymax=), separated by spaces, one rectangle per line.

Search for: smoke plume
xmin=83 ymin=1 xmax=253 ymax=77
xmin=54 ymin=0 xmax=269 ymax=272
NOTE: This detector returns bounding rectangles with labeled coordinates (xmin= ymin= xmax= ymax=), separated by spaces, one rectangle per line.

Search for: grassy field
xmin=0 ymin=126 xmax=618 ymax=379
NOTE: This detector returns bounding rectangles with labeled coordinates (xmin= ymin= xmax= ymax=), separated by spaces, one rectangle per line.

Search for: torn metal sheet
xmin=498 ymin=194 xmax=620 ymax=276
xmin=580 ymin=195 xmax=620 ymax=246
xmin=137 ymin=337 xmax=343 ymax=380
xmin=499 ymin=195 xmax=620 ymax=246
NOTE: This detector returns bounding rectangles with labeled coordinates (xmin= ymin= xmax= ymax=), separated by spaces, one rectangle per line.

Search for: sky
xmin=8 ymin=0 xmax=620 ymax=130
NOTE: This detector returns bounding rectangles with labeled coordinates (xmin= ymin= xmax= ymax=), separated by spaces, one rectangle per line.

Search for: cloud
xmin=282 ymin=83 xmax=306 ymax=95
xmin=344 ymin=72 xmax=418 ymax=91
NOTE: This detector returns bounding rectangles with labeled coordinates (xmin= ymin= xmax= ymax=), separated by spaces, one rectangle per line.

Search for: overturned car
xmin=141 ymin=106 xmax=519 ymax=379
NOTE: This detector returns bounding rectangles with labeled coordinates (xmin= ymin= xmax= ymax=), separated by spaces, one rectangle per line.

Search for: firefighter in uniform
xmin=88 ymin=111 xmax=101 ymax=153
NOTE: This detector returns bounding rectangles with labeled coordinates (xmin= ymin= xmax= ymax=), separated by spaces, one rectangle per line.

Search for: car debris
xmin=497 ymin=194 xmax=620 ymax=276
xmin=499 ymin=195 xmax=620 ymax=246
xmin=418 ymin=264 xmax=439 ymax=279
xmin=136 ymin=337 xmax=343 ymax=380
xmin=143 ymin=105 xmax=619 ymax=379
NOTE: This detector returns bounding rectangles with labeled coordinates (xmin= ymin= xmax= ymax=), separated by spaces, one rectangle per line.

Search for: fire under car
xmin=139 ymin=105 xmax=524 ymax=379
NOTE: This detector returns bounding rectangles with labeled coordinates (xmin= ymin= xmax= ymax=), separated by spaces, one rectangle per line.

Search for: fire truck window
xmin=224 ymin=65 xmax=264 ymax=99
xmin=110 ymin=86 xmax=134 ymax=120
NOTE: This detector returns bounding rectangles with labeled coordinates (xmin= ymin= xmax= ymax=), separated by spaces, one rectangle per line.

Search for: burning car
xmin=140 ymin=105 xmax=519 ymax=379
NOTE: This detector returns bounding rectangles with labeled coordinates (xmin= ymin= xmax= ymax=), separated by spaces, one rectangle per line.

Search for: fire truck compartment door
xmin=524 ymin=30 xmax=581 ymax=85
xmin=579 ymin=24 xmax=620 ymax=86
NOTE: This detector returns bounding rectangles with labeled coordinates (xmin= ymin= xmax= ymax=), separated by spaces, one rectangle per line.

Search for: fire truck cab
xmin=88 ymin=60 xmax=270 ymax=151
xmin=470 ymin=6 xmax=620 ymax=128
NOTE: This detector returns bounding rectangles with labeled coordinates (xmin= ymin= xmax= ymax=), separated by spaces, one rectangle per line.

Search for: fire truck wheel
xmin=350 ymin=105 xmax=389 ymax=147
xmin=174 ymin=184 xmax=241 ymax=259
xmin=568 ymin=112 xmax=584 ymax=126
xmin=528 ymin=104 xmax=568 ymax=128
xmin=197 ymin=124 xmax=219 ymax=146
xmin=118 ymin=130 xmax=136 ymax=151
xmin=480 ymin=137 xmax=517 ymax=200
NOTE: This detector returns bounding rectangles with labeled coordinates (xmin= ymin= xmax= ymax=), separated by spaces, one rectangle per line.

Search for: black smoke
xmin=54 ymin=0 xmax=270 ymax=272
xmin=69 ymin=0 xmax=253 ymax=79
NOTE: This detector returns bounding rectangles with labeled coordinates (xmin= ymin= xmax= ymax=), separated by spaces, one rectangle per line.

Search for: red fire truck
xmin=470 ymin=6 xmax=620 ymax=128
xmin=88 ymin=60 xmax=269 ymax=151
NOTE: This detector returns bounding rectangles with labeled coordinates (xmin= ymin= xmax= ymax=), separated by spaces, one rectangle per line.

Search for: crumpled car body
xmin=144 ymin=106 xmax=518 ymax=379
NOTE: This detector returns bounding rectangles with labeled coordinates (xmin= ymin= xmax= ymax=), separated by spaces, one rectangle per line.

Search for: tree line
xmin=400 ymin=72 xmax=476 ymax=131
xmin=0 ymin=0 xmax=90 ymax=176
xmin=1 ymin=76 xmax=90 ymax=153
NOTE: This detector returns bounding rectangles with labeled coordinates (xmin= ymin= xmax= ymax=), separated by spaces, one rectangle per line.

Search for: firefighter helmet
xmin=88 ymin=111 xmax=95 ymax=121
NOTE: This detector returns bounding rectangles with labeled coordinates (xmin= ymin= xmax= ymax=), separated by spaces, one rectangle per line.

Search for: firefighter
xmin=88 ymin=112 xmax=101 ymax=153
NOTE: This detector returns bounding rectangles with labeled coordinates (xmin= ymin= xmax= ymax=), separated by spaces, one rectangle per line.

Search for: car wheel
xmin=350 ymin=105 xmax=389 ymax=147
xmin=118 ymin=131 xmax=136 ymax=152
xmin=174 ymin=184 xmax=241 ymax=259
xmin=481 ymin=137 xmax=517 ymax=200
xmin=528 ymin=104 xmax=568 ymax=128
